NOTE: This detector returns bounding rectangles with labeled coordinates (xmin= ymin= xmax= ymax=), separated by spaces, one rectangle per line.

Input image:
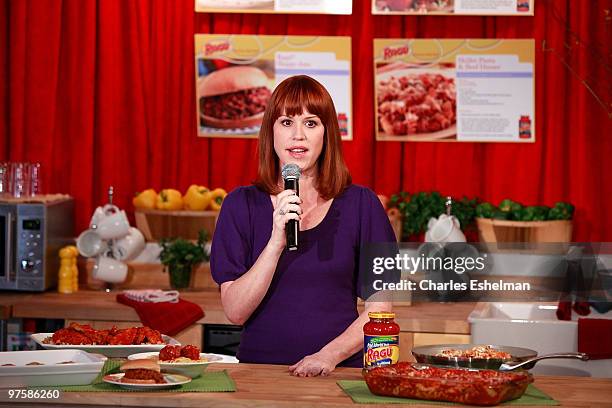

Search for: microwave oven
xmin=0 ymin=197 xmax=74 ymax=291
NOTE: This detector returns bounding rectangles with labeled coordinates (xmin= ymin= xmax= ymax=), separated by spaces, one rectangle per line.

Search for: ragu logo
xmin=383 ymin=45 xmax=409 ymax=60
xmin=204 ymin=41 xmax=230 ymax=56
xmin=367 ymin=347 xmax=394 ymax=361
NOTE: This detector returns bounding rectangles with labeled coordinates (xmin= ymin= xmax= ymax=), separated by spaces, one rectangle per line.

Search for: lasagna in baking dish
xmin=364 ymin=362 xmax=533 ymax=406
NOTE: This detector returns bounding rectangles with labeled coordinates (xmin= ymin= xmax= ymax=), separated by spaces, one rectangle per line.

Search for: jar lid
xmin=368 ymin=311 xmax=395 ymax=319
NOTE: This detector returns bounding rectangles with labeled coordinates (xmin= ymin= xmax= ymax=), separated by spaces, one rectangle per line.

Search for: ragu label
xmin=364 ymin=335 xmax=399 ymax=369
xmin=204 ymin=41 xmax=230 ymax=56
xmin=517 ymin=1 xmax=530 ymax=12
xmin=519 ymin=115 xmax=532 ymax=139
xmin=383 ymin=45 xmax=409 ymax=60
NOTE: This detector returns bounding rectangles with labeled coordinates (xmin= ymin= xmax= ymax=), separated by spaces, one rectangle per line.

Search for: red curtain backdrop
xmin=1 ymin=0 xmax=610 ymax=240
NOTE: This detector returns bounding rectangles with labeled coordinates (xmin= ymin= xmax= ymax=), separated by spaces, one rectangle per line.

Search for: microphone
xmin=281 ymin=163 xmax=301 ymax=251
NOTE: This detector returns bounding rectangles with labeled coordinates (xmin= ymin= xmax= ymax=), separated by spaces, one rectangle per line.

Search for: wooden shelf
xmin=83 ymin=260 xmax=217 ymax=291
xmin=135 ymin=209 xmax=219 ymax=217
xmin=134 ymin=210 xmax=219 ymax=241
xmin=476 ymin=217 xmax=572 ymax=244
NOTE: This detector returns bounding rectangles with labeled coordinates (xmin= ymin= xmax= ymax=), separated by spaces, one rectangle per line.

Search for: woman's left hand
xmin=288 ymin=350 xmax=338 ymax=377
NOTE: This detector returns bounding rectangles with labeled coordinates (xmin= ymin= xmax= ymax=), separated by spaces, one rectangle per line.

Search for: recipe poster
xmin=195 ymin=35 xmax=352 ymax=139
xmin=374 ymin=39 xmax=535 ymax=143
xmin=372 ymin=0 xmax=534 ymax=15
xmin=196 ymin=0 xmax=352 ymax=14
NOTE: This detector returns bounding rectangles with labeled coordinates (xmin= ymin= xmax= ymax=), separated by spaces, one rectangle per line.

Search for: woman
xmin=210 ymin=75 xmax=395 ymax=376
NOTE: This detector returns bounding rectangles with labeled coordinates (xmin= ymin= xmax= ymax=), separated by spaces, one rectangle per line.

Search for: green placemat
xmin=337 ymin=381 xmax=559 ymax=406
xmin=36 ymin=359 xmax=235 ymax=392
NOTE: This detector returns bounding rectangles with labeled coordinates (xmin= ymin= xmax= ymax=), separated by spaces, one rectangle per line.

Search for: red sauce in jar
xmin=519 ymin=115 xmax=532 ymax=139
xmin=363 ymin=312 xmax=400 ymax=369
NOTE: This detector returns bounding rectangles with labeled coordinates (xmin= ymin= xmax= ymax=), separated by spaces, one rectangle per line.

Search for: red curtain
xmin=1 ymin=0 xmax=610 ymax=240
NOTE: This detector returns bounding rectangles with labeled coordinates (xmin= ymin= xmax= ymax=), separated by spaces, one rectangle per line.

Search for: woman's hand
xmin=268 ymin=189 xmax=302 ymax=251
xmin=288 ymin=350 xmax=338 ymax=377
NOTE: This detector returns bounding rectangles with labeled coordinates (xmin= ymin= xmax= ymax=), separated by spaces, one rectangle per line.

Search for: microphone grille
xmin=281 ymin=163 xmax=301 ymax=179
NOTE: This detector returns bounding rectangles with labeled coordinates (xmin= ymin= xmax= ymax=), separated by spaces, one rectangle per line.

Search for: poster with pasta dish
xmin=374 ymin=39 xmax=535 ymax=143
xmin=372 ymin=0 xmax=534 ymax=15
xmin=195 ymin=35 xmax=352 ymax=139
xmin=196 ymin=0 xmax=352 ymax=14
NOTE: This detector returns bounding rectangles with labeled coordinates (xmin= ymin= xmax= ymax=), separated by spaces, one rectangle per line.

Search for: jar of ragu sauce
xmin=519 ymin=115 xmax=532 ymax=139
xmin=363 ymin=312 xmax=400 ymax=369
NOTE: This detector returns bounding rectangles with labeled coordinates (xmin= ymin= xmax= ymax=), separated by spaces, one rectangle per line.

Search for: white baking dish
xmin=0 ymin=349 xmax=106 ymax=388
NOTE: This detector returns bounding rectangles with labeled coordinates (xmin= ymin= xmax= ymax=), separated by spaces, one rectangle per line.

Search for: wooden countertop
xmin=2 ymin=290 xmax=473 ymax=334
xmin=0 ymin=363 xmax=611 ymax=407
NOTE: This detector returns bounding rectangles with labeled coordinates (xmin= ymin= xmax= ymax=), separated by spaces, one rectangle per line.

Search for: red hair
xmin=254 ymin=75 xmax=351 ymax=199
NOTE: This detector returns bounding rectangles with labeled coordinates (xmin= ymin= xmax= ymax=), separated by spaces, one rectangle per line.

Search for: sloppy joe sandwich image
xmin=198 ymin=65 xmax=272 ymax=130
xmin=120 ymin=359 xmax=166 ymax=384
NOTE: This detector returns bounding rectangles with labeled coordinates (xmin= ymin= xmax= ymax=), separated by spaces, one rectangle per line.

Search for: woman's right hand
xmin=268 ymin=189 xmax=302 ymax=251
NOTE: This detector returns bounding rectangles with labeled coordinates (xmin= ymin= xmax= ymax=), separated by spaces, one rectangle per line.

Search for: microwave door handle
xmin=3 ymin=212 xmax=11 ymax=282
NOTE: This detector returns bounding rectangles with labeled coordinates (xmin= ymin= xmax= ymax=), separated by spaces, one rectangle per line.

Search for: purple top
xmin=210 ymin=184 xmax=396 ymax=367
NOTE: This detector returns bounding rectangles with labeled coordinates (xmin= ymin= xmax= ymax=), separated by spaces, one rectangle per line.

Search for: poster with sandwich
xmin=195 ymin=0 xmax=352 ymax=14
xmin=374 ymin=39 xmax=535 ymax=142
xmin=195 ymin=35 xmax=352 ymax=139
xmin=372 ymin=0 xmax=534 ymax=16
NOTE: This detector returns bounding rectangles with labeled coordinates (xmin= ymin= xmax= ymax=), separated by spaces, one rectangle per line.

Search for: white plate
xmin=0 ymin=349 xmax=106 ymax=387
xmin=128 ymin=352 xmax=237 ymax=364
xmin=31 ymin=333 xmax=180 ymax=358
xmin=103 ymin=373 xmax=191 ymax=390
xmin=128 ymin=352 xmax=237 ymax=378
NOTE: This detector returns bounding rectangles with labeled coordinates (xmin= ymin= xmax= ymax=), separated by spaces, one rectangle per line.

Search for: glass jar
xmin=363 ymin=311 xmax=400 ymax=369
xmin=519 ymin=115 xmax=532 ymax=139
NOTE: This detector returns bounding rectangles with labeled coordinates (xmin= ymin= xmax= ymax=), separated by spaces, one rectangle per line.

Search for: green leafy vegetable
xmin=451 ymin=197 xmax=478 ymax=230
xmin=547 ymin=202 xmax=574 ymax=220
xmin=475 ymin=202 xmax=496 ymax=219
xmin=388 ymin=191 xmax=573 ymax=241
xmin=159 ymin=230 xmax=209 ymax=269
xmin=499 ymin=199 xmax=523 ymax=220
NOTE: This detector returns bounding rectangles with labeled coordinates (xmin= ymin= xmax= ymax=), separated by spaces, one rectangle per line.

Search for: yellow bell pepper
xmin=156 ymin=189 xmax=183 ymax=210
xmin=209 ymin=188 xmax=227 ymax=211
xmin=133 ymin=188 xmax=158 ymax=210
xmin=183 ymin=184 xmax=211 ymax=211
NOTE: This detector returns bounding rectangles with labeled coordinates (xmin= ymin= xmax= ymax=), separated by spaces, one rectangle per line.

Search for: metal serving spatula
xmin=499 ymin=352 xmax=589 ymax=371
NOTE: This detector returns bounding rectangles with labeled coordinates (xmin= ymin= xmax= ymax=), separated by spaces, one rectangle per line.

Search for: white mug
xmin=114 ymin=227 xmax=145 ymax=261
xmin=89 ymin=204 xmax=120 ymax=228
xmin=93 ymin=255 xmax=128 ymax=283
xmin=76 ymin=229 xmax=108 ymax=258
xmin=426 ymin=215 xmax=466 ymax=243
xmin=94 ymin=209 xmax=130 ymax=240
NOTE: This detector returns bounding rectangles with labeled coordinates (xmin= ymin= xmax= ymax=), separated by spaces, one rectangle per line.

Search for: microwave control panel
xmin=17 ymin=212 xmax=44 ymax=278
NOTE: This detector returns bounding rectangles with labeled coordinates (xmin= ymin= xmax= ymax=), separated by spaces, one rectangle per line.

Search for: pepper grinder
xmin=445 ymin=196 xmax=452 ymax=216
xmin=104 ymin=186 xmax=115 ymax=293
